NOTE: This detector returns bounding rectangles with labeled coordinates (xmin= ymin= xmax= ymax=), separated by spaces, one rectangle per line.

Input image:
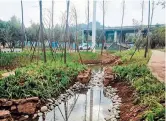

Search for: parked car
xmin=79 ymin=43 xmax=91 ymax=50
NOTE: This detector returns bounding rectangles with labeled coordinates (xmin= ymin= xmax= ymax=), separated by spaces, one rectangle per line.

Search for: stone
xmin=40 ymin=106 xmax=48 ymax=113
xmin=2 ymin=101 xmax=13 ymax=107
xmin=11 ymin=106 xmax=17 ymax=111
xmin=111 ymin=118 xmax=117 ymax=121
xmin=104 ymin=116 xmax=111 ymax=121
xmin=26 ymin=97 xmax=39 ymax=102
xmin=37 ymin=112 xmax=43 ymax=116
xmin=0 ymin=110 xmax=11 ymax=119
xmin=0 ymin=99 xmax=7 ymax=103
xmin=18 ymin=102 xmax=37 ymax=114
xmin=54 ymin=101 xmax=59 ymax=106
xmin=50 ymin=105 xmax=54 ymax=110
xmin=12 ymin=99 xmax=22 ymax=104
xmin=32 ymin=114 xmax=38 ymax=119
xmin=47 ymin=99 xmax=53 ymax=103
xmin=18 ymin=115 xmax=29 ymax=121
xmin=18 ymin=99 xmax=26 ymax=104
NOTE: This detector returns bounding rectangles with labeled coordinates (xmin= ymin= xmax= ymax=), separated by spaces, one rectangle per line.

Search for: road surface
xmin=148 ymin=50 xmax=165 ymax=83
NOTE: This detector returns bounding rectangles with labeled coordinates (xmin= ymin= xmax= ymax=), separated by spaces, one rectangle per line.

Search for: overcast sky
xmin=0 ymin=0 xmax=165 ymax=27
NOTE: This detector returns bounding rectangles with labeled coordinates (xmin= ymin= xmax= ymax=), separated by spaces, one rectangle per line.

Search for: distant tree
xmin=157 ymin=0 xmax=165 ymax=8
xmin=150 ymin=27 xmax=165 ymax=48
xmin=26 ymin=22 xmax=40 ymax=46
xmin=0 ymin=16 xmax=21 ymax=51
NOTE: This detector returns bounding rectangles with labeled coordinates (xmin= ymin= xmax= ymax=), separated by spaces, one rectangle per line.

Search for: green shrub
xmin=113 ymin=64 xmax=165 ymax=120
xmin=0 ymin=61 xmax=86 ymax=99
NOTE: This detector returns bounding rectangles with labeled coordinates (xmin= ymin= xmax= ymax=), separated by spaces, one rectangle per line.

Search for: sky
xmin=0 ymin=0 xmax=165 ymax=27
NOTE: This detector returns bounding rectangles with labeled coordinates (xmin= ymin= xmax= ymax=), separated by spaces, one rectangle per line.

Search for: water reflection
xmin=39 ymin=86 xmax=112 ymax=121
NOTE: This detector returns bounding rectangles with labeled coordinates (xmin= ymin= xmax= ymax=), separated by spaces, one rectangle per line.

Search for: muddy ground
xmin=110 ymin=80 xmax=147 ymax=121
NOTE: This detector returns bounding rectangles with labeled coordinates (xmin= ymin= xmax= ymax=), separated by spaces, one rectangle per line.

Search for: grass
xmin=112 ymin=49 xmax=152 ymax=65
xmin=0 ymin=60 xmax=86 ymax=99
xmin=0 ymin=50 xmax=99 ymax=99
xmin=112 ymin=49 xmax=165 ymax=121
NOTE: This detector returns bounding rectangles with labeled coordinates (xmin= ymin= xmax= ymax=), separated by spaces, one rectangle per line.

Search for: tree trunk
xmin=64 ymin=0 xmax=70 ymax=64
xmin=39 ymin=0 xmax=46 ymax=62
xmin=144 ymin=0 xmax=150 ymax=58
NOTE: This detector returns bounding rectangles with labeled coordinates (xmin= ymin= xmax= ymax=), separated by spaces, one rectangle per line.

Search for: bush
xmin=112 ymin=49 xmax=165 ymax=120
xmin=0 ymin=61 xmax=86 ymax=99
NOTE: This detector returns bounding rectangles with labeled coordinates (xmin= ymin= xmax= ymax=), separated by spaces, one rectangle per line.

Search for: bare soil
xmin=82 ymin=53 xmax=122 ymax=65
xmin=110 ymin=81 xmax=147 ymax=121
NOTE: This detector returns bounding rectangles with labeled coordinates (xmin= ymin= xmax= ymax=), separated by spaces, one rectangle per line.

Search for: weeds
xmin=112 ymin=49 xmax=165 ymax=120
xmin=0 ymin=61 xmax=86 ymax=99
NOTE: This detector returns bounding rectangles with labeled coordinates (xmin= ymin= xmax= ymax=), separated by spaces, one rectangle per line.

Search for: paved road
xmin=1 ymin=48 xmax=22 ymax=53
xmin=148 ymin=50 xmax=165 ymax=83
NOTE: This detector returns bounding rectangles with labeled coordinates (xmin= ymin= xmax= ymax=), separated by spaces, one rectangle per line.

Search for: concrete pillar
xmin=114 ymin=31 xmax=117 ymax=42
xmin=82 ymin=30 xmax=84 ymax=44
xmin=92 ymin=0 xmax=96 ymax=52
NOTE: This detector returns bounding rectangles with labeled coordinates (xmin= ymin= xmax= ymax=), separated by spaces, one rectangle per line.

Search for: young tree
xmin=64 ymin=0 xmax=70 ymax=64
xmin=21 ymin=0 xmax=25 ymax=51
xmin=39 ymin=0 xmax=46 ymax=62
xmin=71 ymin=4 xmax=83 ymax=64
xmin=157 ymin=0 xmax=165 ymax=8
xmin=150 ymin=0 xmax=155 ymax=26
xmin=144 ymin=0 xmax=151 ymax=58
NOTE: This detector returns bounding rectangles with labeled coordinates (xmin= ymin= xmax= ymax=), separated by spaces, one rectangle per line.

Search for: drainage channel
xmin=37 ymin=67 xmax=120 ymax=121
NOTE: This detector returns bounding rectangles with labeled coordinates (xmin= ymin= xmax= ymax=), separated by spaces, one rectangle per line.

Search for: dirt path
xmin=148 ymin=50 xmax=165 ymax=83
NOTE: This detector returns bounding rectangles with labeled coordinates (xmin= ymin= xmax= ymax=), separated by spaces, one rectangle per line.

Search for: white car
xmin=79 ymin=44 xmax=91 ymax=50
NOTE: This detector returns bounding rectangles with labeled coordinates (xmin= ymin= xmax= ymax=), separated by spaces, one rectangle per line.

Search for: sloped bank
xmin=82 ymin=53 xmax=122 ymax=65
xmin=103 ymin=67 xmax=148 ymax=121
xmin=104 ymin=63 xmax=165 ymax=121
xmin=0 ymin=61 xmax=91 ymax=121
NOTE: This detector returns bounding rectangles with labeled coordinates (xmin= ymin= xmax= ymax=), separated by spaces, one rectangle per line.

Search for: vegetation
xmin=0 ymin=60 xmax=86 ymax=99
xmin=113 ymin=49 xmax=151 ymax=65
xmin=0 ymin=51 xmax=98 ymax=70
xmin=0 ymin=50 xmax=99 ymax=99
xmin=150 ymin=27 xmax=165 ymax=49
xmin=112 ymin=49 xmax=165 ymax=121
xmin=0 ymin=52 xmax=31 ymax=70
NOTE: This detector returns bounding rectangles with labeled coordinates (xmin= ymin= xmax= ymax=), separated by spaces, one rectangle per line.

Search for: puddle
xmin=38 ymin=67 xmax=112 ymax=121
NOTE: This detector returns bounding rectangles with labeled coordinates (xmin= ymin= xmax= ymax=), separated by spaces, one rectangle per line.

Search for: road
xmin=148 ymin=50 xmax=165 ymax=83
xmin=1 ymin=48 xmax=22 ymax=53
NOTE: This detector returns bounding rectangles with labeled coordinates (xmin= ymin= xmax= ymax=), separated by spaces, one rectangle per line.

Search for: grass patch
xmin=112 ymin=49 xmax=151 ymax=65
xmin=0 ymin=60 xmax=86 ymax=99
xmin=112 ymin=49 xmax=165 ymax=120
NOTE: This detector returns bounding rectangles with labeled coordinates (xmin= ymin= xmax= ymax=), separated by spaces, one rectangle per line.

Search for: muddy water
xmin=39 ymin=67 xmax=112 ymax=121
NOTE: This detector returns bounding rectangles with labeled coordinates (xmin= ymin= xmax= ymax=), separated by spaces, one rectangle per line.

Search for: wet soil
xmin=82 ymin=53 xmax=122 ymax=65
xmin=110 ymin=81 xmax=146 ymax=121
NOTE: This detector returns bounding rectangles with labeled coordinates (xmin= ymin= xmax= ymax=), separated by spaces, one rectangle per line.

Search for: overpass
xmin=83 ymin=24 xmax=164 ymax=43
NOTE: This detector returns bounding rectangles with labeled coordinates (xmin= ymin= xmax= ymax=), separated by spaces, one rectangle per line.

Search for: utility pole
xmin=39 ymin=0 xmax=46 ymax=63
xmin=86 ymin=0 xmax=89 ymax=51
xmin=101 ymin=0 xmax=105 ymax=55
xmin=21 ymin=0 xmax=24 ymax=51
xmin=144 ymin=0 xmax=150 ymax=58
xmin=120 ymin=0 xmax=125 ymax=52
xmin=64 ymin=0 xmax=70 ymax=64
xmin=92 ymin=0 xmax=96 ymax=52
